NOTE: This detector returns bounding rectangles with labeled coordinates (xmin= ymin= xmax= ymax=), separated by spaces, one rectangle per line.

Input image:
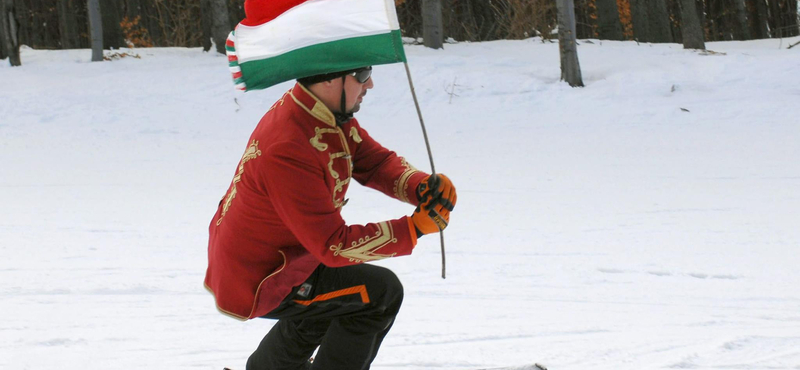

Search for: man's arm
xmin=350 ymin=123 xmax=428 ymax=206
xmin=260 ymin=141 xmax=418 ymax=267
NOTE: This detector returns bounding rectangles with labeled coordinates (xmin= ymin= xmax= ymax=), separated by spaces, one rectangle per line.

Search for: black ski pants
xmin=246 ymin=263 xmax=404 ymax=370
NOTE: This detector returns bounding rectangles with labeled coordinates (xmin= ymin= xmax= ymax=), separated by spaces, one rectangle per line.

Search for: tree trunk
xmin=596 ymin=0 xmax=624 ymax=40
xmin=719 ymin=0 xmax=735 ymax=40
xmin=556 ymin=0 xmax=583 ymax=87
xmin=767 ymin=0 xmax=781 ymax=37
xmin=680 ymin=0 xmax=706 ymax=49
xmin=750 ymin=0 xmax=770 ymax=38
xmin=786 ymin=0 xmax=799 ymax=37
xmin=422 ymin=0 xmax=443 ymax=49
xmin=705 ymin=0 xmax=717 ymax=40
xmin=209 ymin=0 xmax=231 ymax=54
xmin=647 ymin=0 xmax=674 ymax=42
xmin=732 ymin=0 xmax=752 ymax=39
xmin=0 ymin=24 xmax=5 ymax=60
xmin=88 ymin=0 xmax=103 ymax=61
xmin=201 ymin=0 xmax=212 ymax=52
xmin=667 ymin=0 xmax=683 ymax=41
xmin=0 ymin=0 xmax=7 ymax=60
xmin=101 ymin=0 xmax=125 ymax=48
xmin=58 ymin=0 xmax=81 ymax=48
xmin=1 ymin=0 xmax=21 ymax=66
xmin=12 ymin=0 xmax=28 ymax=48
xmin=629 ymin=0 xmax=650 ymax=42
xmin=696 ymin=0 xmax=707 ymax=39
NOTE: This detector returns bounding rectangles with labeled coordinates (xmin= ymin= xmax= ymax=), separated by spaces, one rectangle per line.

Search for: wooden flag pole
xmin=403 ymin=62 xmax=446 ymax=279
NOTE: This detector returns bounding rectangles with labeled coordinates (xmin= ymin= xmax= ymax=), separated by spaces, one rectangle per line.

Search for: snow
xmin=2 ymin=36 xmax=800 ymax=370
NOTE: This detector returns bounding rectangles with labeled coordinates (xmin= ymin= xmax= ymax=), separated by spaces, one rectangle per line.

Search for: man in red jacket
xmin=205 ymin=66 xmax=457 ymax=370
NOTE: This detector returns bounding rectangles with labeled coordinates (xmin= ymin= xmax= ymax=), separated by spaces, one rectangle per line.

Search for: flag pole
xmin=403 ymin=62 xmax=446 ymax=280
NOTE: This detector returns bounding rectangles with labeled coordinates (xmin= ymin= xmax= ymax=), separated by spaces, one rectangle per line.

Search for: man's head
xmin=298 ymin=67 xmax=374 ymax=116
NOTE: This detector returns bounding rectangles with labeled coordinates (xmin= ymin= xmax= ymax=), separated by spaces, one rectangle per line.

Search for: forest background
xmin=1 ymin=0 xmax=798 ymax=58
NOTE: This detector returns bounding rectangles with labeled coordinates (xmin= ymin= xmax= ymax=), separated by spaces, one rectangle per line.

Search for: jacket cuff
xmin=406 ymin=216 xmax=418 ymax=247
xmin=405 ymin=171 xmax=429 ymax=206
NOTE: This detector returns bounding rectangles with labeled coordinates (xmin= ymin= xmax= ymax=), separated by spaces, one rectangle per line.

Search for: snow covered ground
xmin=2 ymin=36 xmax=799 ymax=370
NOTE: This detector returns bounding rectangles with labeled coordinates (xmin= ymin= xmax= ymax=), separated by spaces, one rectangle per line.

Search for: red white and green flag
xmin=226 ymin=0 xmax=407 ymax=91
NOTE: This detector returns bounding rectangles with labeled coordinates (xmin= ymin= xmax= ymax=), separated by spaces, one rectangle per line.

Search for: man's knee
xmin=366 ymin=265 xmax=403 ymax=312
xmin=385 ymin=268 xmax=404 ymax=304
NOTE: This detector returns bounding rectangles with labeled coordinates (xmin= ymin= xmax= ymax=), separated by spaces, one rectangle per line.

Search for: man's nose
xmin=365 ymin=76 xmax=374 ymax=89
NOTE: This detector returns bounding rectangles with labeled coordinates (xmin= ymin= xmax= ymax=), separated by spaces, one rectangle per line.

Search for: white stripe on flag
xmin=235 ymin=0 xmax=399 ymax=64
xmin=382 ymin=0 xmax=400 ymax=30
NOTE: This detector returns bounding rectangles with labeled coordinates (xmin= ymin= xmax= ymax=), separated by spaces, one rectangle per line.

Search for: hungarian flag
xmin=226 ymin=0 xmax=407 ymax=91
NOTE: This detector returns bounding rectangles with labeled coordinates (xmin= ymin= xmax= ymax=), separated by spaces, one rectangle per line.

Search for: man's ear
xmin=316 ymin=79 xmax=337 ymax=92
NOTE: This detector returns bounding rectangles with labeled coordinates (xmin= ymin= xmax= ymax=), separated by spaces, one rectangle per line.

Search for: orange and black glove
xmin=416 ymin=174 xmax=456 ymax=206
xmin=410 ymin=174 xmax=457 ymax=238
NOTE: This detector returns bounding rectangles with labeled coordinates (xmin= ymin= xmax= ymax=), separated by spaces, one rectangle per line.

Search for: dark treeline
xmin=6 ymin=0 xmax=246 ymax=50
xmin=2 ymin=0 xmax=799 ymax=51
xmin=396 ymin=0 xmax=798 ymax=42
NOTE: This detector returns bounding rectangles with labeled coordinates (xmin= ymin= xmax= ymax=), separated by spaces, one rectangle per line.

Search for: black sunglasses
xmin=350 ymin=67 xmax=372 ymax=84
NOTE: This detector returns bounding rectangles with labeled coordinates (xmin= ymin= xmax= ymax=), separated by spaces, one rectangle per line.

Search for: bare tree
xmin=58 ymin=0 xmax=81 ymax=49
xmin=88 ymin=0 xmax=103 ymax=61
xmin=695 ymin=0 xmax=706 ymax=36
xmin=12 ymin=0 xmax=33 ymax=48
xmin=422 ymin=0 xmax=443 ymax=49
xmin=680 ymin=0 xmax=705 ymax=49
xmin=629 ymin=0 xmax=650 ymax=42
xmin=596 ymin=0 xmax=624 ymax=40
xmin=647 ymin=0 xmax=674 ymax=42
xmin=0 ymin=0 xmax=20 ymax=66
xmin=787 ymin=0 xmax=800 ymax=37
xmin=201 ymin=0 xmax=212 ymax=52
xmin=733 ymin=0 xmax=752 ymax=39
xmin=747 ymin=0 xmax=767 ymax=38
xmin=0 ymin=0 xmax=6 ymax=60
xmin=766 ymin=0 xmax=782 ymax=36
xmin=204 ymin=0 xmax=231 ymax=54
xmin=556 ymin=0 xmax=583 ymax=87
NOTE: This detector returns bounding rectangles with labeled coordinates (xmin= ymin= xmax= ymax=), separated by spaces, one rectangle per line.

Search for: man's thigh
xmin=264 ymin=264 xmax=403 ymax=321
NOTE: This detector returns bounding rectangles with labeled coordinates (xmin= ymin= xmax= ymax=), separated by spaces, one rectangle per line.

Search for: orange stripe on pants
xmin=292 ymin=285 xmax=370 ymax=306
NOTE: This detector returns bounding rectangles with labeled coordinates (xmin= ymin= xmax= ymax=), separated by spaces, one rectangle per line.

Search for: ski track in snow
xmin=2 ymin=37 xmax=800 ymax=370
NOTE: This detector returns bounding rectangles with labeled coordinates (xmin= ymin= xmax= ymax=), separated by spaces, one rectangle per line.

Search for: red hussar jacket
xmin=205 ymin=83 xmax=427 ymax=320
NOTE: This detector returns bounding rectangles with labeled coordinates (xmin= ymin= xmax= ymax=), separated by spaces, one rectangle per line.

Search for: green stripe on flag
xmin=239 ymin=30 xmax=407 ymax=91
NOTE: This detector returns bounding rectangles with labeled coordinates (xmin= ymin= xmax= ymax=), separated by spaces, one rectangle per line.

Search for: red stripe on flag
xmin=232 ymin=71 xmax=243 ymax=79
xmin=228 ymin=55 xmax=238 ymax=62
xmin=226 ymin=39 xmax=235 ymax=47
xmin=241 ymin=0 xmax=310 ymax=26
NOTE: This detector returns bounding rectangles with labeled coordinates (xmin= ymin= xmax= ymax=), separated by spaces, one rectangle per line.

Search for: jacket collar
xmin=289 ymin=83 xmax=336 ymax=127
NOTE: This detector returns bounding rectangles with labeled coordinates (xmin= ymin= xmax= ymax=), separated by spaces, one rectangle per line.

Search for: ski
xmin=226 ymin=363 xmax=546 ymax=370
xmin=478 ymin=364 xmax=548 ymax=370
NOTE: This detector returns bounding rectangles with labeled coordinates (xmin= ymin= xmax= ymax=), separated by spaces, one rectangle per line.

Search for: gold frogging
xmin=217 ymin=140 xmax=262 ymax=225
xmin=329 ymin=222 xmax=398 ymax=263
xmin=310 ymin=126 xmax=353 ymax=209
xmin=393 ymin=157 xmax=419 ymax=204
